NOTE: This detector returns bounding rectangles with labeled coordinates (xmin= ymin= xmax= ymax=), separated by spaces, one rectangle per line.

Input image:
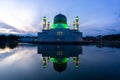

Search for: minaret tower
xmin=75 ymin=16 xmax=79 ymax=30
xmin=73 ymin=21 xmax=77 ymax=30
xmin=47 ymin=21 xmax=50 ymax=30
xmin=43 ymin=16 xmax=47 ymax=30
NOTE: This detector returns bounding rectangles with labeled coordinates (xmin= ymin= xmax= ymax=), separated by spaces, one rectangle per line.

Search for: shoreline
xmin=0 ymin=41 xmax=120 ymax=45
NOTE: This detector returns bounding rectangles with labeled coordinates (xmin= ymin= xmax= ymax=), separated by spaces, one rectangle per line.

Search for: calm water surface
xmin=0 ymin=43 xmax=120 ymax=80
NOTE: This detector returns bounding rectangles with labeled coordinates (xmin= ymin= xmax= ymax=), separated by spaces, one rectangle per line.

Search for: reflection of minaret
xmin=47 ymin=56 xmax=50 ymax=63
xmin=75 ymin=56 xmax=79 ymax=69
xmin=42 ymin=57 xmax=46 ymax=69
xmin=73 ymin=56 xmax=79 ymax=69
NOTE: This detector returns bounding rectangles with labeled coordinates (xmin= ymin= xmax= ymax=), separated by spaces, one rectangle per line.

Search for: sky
xmin=0 ymin=0 xmax=120 ymax=36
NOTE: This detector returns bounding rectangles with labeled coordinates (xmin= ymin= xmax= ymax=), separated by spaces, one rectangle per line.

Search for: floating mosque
xmin=38 ymin=14 xmax=82 ymax=43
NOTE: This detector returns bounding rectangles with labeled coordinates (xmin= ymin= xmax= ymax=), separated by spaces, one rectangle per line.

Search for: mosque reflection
xmin=38 ymin=45 xmax=82 ymax=72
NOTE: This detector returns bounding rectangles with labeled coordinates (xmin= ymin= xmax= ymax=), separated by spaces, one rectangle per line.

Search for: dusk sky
xmin=0 ymin=0 xmax=120 ymax=36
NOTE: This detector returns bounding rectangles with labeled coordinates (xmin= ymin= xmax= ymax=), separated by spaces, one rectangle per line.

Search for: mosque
xmin=38 ymin=14 xmax=82 ymax=43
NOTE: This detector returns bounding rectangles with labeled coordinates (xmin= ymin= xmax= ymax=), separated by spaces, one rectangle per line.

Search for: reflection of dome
xmin=53 ymin=62 xmax=67 ymax=72
xmin=54 ymin=14 xmax=67 ymax=24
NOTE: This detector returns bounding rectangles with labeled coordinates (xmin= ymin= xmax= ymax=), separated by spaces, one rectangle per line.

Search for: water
xmin=0 ymin=43 xmax=120 ymax=80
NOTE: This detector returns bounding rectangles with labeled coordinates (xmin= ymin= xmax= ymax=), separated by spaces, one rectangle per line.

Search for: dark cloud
xmin=81 ymin=20 xmax=120 ymax=36
xmin=0 ymin=22 xmax=22 ymax=34
xmin=0 ymin=22 xmax=15 ymax=29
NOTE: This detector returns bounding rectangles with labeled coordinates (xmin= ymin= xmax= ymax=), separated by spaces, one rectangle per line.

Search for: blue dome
xmin=54 ymin=14 xmax=67 ymax=24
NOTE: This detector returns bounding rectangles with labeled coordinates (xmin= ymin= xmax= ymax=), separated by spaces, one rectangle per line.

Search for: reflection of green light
xmin=76 ymin=65 xmax=79 ymax=69
xmin=63 ymin=58 xmax=69 ymax=63
xmin=52 ymin=24 xmax=69 ymax=29
xmin=51 ymin=58 xmax=57 ymax=63
xmin=51 ymin=58 xmax=69 ymax=63
xmin=43 ymin=65 xmax=46 ymax=69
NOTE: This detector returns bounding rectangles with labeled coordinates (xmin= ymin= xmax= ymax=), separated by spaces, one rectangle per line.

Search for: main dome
xmin=54 ymin=14 xmax=67 ymax=24
xmin=52 ymin=14 xmax=69 ymax=29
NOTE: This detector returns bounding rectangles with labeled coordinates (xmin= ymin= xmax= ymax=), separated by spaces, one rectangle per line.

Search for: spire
xmin=73 ymin=21 xmax=77 ymax=30
xmin=75 ymin=16 xmax=79 ymax=30
xmin=47 ymin=21 xmax=50 ymax=30
xmin=43 ymin=16 xmax=47 ymax=30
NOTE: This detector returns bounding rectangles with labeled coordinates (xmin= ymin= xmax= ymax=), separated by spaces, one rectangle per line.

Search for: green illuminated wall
xmin=52 ymin=24 xmax=69 ymax=29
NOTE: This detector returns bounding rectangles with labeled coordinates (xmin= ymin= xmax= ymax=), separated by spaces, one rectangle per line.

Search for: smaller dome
xmin=54 ymin=14 xmax=67 ymax=24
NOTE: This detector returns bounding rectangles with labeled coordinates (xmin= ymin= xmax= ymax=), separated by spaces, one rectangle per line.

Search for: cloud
xmin=0 ymin=0 xmax=40 ymax=33
xmin=0 ymin=0 xmax=120 ymax=36
xmin=0 ymin=22 xmax=22 ymax=34
xmin=80 ymin=16 xmax=120 ymax=36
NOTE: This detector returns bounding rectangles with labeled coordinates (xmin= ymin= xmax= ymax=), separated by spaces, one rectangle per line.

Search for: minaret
xmin=75 ymin=16 xmax=79 ymax=30
xmin=73 ymin=21 xmax=77 ymax=30
xmin=43 ymin=16 xmax=47 ymax=30
xmin=47 ymin=21 xmax=50 ymax=30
